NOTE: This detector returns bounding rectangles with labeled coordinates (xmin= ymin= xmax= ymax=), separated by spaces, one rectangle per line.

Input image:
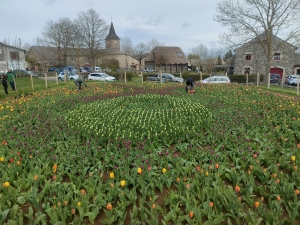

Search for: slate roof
xmin=143 ymin=46 xmax=189 ymax=64
xmin=105 ymin=22 xmax=120 ymax=41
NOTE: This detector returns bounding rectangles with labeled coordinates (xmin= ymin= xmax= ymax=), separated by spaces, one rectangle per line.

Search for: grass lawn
xmin=1 ymin=79 xmax=300 ymax=224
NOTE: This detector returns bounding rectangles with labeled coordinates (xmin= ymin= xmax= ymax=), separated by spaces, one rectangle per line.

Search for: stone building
xmin=143 ymin=46 xmax=189 ymax=72
xmin=27 ymin=21 xmax=139 ymax=71
xmin=0 ymin=42 xmax=27 ymax=73
xmin=101 ymin=22 xmax=139 ymax=69
xmin=233 ymin=34 xmax=298 ymax=77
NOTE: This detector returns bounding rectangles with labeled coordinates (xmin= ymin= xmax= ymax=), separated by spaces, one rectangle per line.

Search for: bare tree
xmin=75 ymin=9 xmax=108 ymax=72
xmin=191 ymin=44 xmax=208 ymax=72
xmin=121 ymin=36 xmax=134 ymax=56
xmin=22 ymin=43 xmax=31 ymax=52
xmin=41 ymin=18 xmax=77 ymax=66
xmin=146 ymin=39 xmax=164 ymax=52
xmin=134 ymin=42 xmax=148 ymax=68
xmin=215 ymin=0 xmax=300 ymax=82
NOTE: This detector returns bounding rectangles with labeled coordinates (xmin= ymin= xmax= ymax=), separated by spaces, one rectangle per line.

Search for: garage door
xmin=270 ymin=68 xmax=283 ymax=79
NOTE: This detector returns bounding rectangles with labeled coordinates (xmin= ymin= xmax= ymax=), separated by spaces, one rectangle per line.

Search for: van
xmin=94 ymin=66 xmax=102 ymax=72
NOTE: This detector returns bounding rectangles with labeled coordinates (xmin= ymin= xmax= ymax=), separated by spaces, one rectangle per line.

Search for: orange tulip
xmin=176 ymin=177 xmax=180 ymax=182
xmin=215 ymin=163 xmax=219 ymax=169
xmin=254 ymin=201 xmax=259 ymax=208
xmin=235 ymin=185 xmax=240 ymax=193
xmin=152 ymin=204 xmax=156 ymax=209
xmin=189 ymin=211 xmax=194 ymax=218
xmin=107 ymin=203 xmax=112 ymax=210
xmin=80 ymin=189 xmax=85 ymax=195
xmin=53 ymin=164 xmax=58 ymax=173
xmin=209 ymin=202 xmax=214 ymax=207
xmin=295 ymin=189 xmax=300 ymax=195
xmin=276 ymin=196 xmax=281 ymax=201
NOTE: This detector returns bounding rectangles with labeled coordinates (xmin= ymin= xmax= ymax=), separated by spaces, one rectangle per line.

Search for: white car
xmin=88 ymin=73 xmax=116 ymax=81
xmin=58 ymin=72 xmax=79 ymax=81
xmin=200 ymin=76 xmax=231 ymax=84
xmin=286 ymin=75 xmax=300 ymax=85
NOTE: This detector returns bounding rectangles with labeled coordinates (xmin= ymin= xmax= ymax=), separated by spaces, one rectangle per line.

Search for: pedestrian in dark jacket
xmin=186 ymin=78 xmax=195 ymax=93
xmin=6 ymin=69 xmax=16 ymax=91
xmin=1 ymin=75 xmax=8 ymax=94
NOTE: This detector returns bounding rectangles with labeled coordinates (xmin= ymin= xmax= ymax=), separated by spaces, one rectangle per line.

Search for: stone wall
xmin=234 ymin=37 xmax=296 ymax=75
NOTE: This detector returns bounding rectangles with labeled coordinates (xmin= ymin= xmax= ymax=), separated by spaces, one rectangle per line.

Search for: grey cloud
xmin=143 ymin=16 xmax=163 ymax=26
xmin=181 ymin=23 xmax=190 ymax=29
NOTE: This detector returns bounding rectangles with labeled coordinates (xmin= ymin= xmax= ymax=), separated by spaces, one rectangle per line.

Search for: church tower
xmin=105 ymin=22 xmax=120 ymax=50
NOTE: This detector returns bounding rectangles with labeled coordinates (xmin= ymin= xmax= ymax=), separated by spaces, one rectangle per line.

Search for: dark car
xmin=84 ymin=67 xmax=92 ymax=72
xmin=13 ymin=69 xmax=30 ymax=77
xmin=270 ymin=74 xmax=281 ymax=84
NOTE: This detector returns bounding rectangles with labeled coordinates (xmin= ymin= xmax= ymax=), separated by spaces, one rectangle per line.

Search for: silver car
xmin=58 ymin=72 xmax=79 ymax=81
xmin=161 ymin=73 xmax=184 ymax=82
xmin=88 ymin=73 xmax=116 ymax=81
xmin=201 ymin=76 xmax=231 ymax=84
xmin=286 ymin=75 xmax=300 ymax=85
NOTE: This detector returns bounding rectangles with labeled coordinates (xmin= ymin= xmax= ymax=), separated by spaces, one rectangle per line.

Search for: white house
xmin=0 ymin=42 xmax=27 ymax=73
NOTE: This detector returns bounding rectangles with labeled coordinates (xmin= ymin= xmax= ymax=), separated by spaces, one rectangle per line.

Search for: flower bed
xmin=0 ymin=83 xmax=300 ymax=224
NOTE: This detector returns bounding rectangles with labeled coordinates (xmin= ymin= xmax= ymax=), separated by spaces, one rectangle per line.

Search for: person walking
xmin=74 ymin=77 xmax=87 ymax=91
xmin=6 ymin=69 xmax=16 ymax=91
xmin=186 ymin=78 xmax=195 ymax=93
xmin=1 ymin=75 xmax=8 ymax=95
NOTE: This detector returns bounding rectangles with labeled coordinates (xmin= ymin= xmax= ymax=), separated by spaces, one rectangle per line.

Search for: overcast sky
xmin=0 ymin=0 xmax=227 ymax=54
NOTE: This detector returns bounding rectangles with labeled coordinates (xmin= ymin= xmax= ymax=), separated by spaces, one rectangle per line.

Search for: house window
xmin=177 ymin=52 xmax=182 ymax=58
xmin=274 ymin=53 xmax=281 ymax=60
xmin=244 ymin=67 xmax=250 ymax=75
xmin=245 ymin=54 xmax=252 ymax=61
xmin=10 ymin=51 xmax=20 ymax=60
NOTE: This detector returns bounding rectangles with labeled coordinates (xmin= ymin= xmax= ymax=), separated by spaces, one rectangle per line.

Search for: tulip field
xmin=1 ymin=82 xmax=300 ymax=225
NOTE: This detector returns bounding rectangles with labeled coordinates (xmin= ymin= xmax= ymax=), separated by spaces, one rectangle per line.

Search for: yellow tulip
xmin=291 ymin=155 xmax=296 ymax=162
xmin=120 ymin=180 xmax=126 ymax=187
xmin=0 ymin=157 xmax=4 ymax=162
xmin=162 ymin=168 xmax=167 ymax=174
xmin=77 ymin=202 xmax=81 ymax=207
xmin=109 ymin=172 xmax=114 ymax=179
xmin=137 ymin=167 xmax=142 ymax=174
xmin=3 ymin=182 xmax=10 ymax=187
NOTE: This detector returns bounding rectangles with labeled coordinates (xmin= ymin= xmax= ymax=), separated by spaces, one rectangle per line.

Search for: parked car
xmin=200 ymin=76 xmax=231 ymax=84
xmin=79 ymin=67 xmax=87 ymax=73
xmin=64 ymin=66 xmax=78 ymax=73
xmin=84 ymin=67 xmax=92 ymax=72
xmin=58 ymin=72 xmax=79 ymax=81
xmin=88 ymin=73 xmax=116 ymax=81
xmin=270 ymin=74 xmax=281 ymax=84
xmin=160 ymin=73 xmax=184 ymax=82
xmin=144 ymin=68 xmax=155 ymax=73
xmin=27 ymin=71 xmax=39 ymax=77
xmin=286 ymin=75 xmax=300 ymax=86
xmin=55 ymin=68 xmax=64 ymax=74
xmin=145 ymin=74 xmax=167 ymax=82
xmin=48 ymin=67 xmax=57 ymax=72
xmin=13 ymin=69 xmax=30 ymax=77
xmin=94 ymin=66 xmax=102 ymax=72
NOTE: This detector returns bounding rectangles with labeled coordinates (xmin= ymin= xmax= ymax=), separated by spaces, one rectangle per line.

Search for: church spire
xmin=105 ymin=21 xmax=120 ymax=40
